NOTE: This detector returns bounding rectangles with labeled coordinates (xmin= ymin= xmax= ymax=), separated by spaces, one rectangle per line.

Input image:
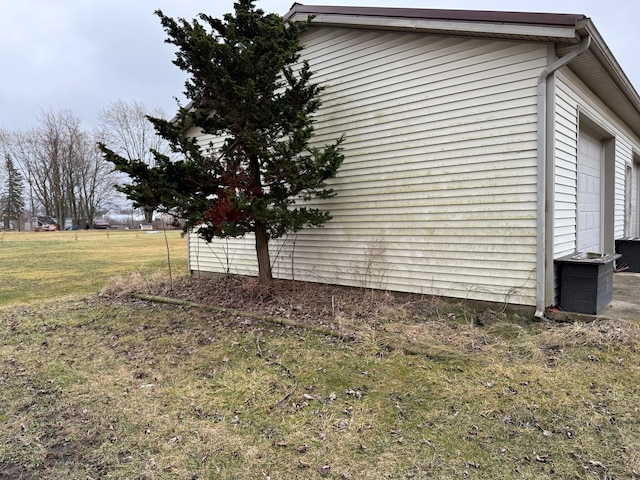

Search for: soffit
xmin=559 ymin=21 xmax=640 ymax=138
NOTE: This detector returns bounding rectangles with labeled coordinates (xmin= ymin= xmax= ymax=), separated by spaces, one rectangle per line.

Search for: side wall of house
xmin=554 ymin=69 xmax=640 ymax=259
xmin=189 ymin=27 xmax=548 ymax=306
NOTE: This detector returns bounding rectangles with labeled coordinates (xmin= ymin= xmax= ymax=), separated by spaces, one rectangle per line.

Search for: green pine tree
xmin=100 ymin=0 xmax=344 ymax=284
xmin=1 ymin=154 xmax=26 ymax=231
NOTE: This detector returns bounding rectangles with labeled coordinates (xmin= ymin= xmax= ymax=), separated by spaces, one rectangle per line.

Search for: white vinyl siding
xmin=554 ymin=69 xmax=640 ymax=258
xmin=633 ymin=158 xmax=640 ymax=236
xmin=185 ymin=126 xmax=226 ymax=156
xmin=189 ymin=28 xmax=547 ymax=306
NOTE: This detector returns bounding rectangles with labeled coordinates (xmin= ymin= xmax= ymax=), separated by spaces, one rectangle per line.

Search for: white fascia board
xmin=289 ymin=13 xmax=577 ymax=41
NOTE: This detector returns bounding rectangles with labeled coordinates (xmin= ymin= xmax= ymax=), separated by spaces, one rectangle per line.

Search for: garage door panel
xmin=632 ymin=163 xmax=640 ymax=236
xmin=577 ymin=129 xmax=603 ymax=252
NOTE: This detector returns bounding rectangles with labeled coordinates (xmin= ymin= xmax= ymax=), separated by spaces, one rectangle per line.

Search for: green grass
xmin=1 ymin=233 xmax=640 ymax=478
xmin=0 ymin=230 xmax=187 ymax=305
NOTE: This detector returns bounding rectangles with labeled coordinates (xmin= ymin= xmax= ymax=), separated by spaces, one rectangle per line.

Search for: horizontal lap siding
xmin=189 ymin=27 xmax=545 ymax=306
xmin=554 ymin=85 xmax=578 ymax=257
xmin=554 ymin=71 xmax=640 ymax=260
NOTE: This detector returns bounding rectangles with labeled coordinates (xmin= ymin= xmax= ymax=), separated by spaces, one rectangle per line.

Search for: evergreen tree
xmin=100 ymin=0 xmax=344 ymax=284
xmin=1 ymin=154 xmax=26 ymax=230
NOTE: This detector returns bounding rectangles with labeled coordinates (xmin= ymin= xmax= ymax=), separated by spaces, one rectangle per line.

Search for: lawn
xmin=0 ymin=230 xmax=187 ymax=305
xmin=1 ymin=232 xmax=639 ymax=479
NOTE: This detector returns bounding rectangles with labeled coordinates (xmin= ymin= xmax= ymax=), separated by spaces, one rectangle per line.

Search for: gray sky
xmin=1 ymin=0 xmax=638 ymax=131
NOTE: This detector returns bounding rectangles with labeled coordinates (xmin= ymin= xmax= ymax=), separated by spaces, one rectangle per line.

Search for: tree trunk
xmin=255 ymin=220 xmax=272 ymax=285
xmin=144 ymin=206 xmax=154 ymax=223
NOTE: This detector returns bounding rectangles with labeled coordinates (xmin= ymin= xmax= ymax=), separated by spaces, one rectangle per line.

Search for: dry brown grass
xmin=1 ymin=275 xmax=640 ymax=479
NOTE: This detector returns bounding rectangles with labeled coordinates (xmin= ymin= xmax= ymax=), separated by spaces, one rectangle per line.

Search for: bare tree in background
xmin=8 ymin=109 xmax=118 ymax=229
xmin=11 ymin=110 xmax=79 ymax=226
xmin=0 ymin=128 xmax=8 ymax=179
xmin=98 ymin=100 xmax=171 ymax=222
xmin=75 ymin=130 xmax=119 ymax=227
xmin=0 ymin=128 xmax=9 ymax=154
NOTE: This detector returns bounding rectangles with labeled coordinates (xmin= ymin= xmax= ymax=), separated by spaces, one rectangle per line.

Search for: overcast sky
xmin=1 ymin=0 xmax=638 ymax=131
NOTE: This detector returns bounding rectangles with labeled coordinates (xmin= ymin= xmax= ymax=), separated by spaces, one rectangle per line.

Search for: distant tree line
xmin=0 ymin=101 xmax=170 ymax=230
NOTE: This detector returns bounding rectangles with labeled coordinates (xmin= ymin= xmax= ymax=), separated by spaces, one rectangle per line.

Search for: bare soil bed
xmin=142 ymin=273 xmax=461 ymax=329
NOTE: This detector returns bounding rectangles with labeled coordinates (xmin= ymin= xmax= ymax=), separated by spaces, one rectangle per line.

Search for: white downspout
xmin=535 ymin=35 xmax=591 ymax=319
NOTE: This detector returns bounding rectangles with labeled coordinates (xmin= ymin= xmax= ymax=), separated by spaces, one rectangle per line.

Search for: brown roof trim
xmin=284 ymin=3 xmax=585 ymax=28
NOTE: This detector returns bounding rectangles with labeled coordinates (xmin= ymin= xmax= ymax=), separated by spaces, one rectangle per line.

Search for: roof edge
xmin=284 ymin=4 xmax=585 ymax=28
xmin=577 ymin=20 xmax=640 ymax=117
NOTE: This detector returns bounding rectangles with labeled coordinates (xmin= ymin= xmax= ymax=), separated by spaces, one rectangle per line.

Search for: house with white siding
xmin=187 ymin=5 xmax=640 ymax=317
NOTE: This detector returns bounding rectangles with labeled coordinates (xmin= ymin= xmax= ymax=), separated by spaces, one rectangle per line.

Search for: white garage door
xmin=632 ymin=162 xmax=640 ymax=236
xmin=577 ymin=129 xmax=603 ymax=252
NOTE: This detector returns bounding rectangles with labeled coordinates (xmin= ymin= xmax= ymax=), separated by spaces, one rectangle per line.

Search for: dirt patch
xmin=108 ymin=274 xmax=451 ymax=330
xmin=0 ymin=464 xmax=38 ymax=480
xmin=100 ymin=274 xmax=525 ymax=362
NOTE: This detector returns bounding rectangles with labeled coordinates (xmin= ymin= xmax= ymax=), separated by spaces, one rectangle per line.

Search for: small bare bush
xmin=100 ymin=270 xmax=175 ymax=298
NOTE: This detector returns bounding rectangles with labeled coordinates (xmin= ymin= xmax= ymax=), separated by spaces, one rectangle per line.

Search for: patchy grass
xmin=1 ymin=276 xmax=640 ymax=479
xmin=0 ymin=230 xmax=187 ymax=305
xmin=1 ymin=233 xmax=638 ymax=478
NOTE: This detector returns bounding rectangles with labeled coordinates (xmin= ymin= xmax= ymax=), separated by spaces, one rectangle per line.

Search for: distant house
xmin=187 ymin=6 xmax=640 ymax=316
xmin=25 ymin=216 xmax=57 ymax=232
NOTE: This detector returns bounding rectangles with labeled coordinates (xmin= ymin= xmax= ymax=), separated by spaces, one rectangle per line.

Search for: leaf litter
xmin=1 ymin=274 xmax=640 ymax=478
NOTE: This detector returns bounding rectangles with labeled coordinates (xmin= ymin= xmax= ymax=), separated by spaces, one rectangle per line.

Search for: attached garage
xmin=187 ymin=5 xmax=640 ymax=316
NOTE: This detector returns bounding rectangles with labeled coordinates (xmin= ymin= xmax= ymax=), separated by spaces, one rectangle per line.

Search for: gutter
xmin=535 ymin=34 xmax=591 ymax=319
